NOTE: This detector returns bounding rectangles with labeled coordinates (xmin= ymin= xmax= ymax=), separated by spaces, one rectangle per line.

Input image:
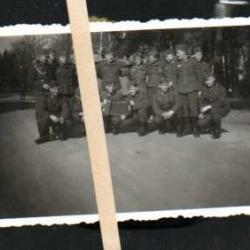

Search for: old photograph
xmin=0 ymin=33 xmax=97 ymax=219
xmin=93 ymin=26 xmax=250 ymax=213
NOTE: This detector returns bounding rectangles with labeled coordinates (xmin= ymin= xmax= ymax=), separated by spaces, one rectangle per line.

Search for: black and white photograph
xmin=0 ymin=33 xmax=97 ymax=219
xmin=93 ymin=25 xmax=250 ymax=213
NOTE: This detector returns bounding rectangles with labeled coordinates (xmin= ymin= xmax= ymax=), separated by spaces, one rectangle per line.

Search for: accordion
xmin=102 ymin=100 xmax=130 ymax=116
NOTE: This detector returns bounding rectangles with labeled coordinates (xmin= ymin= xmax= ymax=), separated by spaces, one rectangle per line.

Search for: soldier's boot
xmin=211 ymin=120 xmax=221 ymax=139
xmin=176 ymin=118 xmax=184 ymax=138
xmin=112 ymin=124 xmax=120 ymax=135
xmin=35 ymin=123 xmax=50 ymax=144
xmin=192 ymin=117 xmax=200 ymax=138
xmin=103 ymin=117 xmax=112 ymax=133
xmin=158 ymin=122 xmax=166 ymax=134
xmin=59 ymin=124 xmax=69 ymax=141
xmin=183 ymin=117 xmax=191 ymax=135
xmin=137 ymin=122 xmax=147 ymax=137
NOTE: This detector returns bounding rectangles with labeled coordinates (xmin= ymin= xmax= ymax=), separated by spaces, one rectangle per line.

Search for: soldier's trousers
xmin=36 ymin=117 xmax=50 ymax=138
xmin=112 ymin=108 xmax=149 ymax=127
xmin=147 ymin=87 xmax=157 ymax=106
xmin=198 ymin=111 xmax=224 ymax=127
xmin=179 ymin=91 xmax=199 ymax=117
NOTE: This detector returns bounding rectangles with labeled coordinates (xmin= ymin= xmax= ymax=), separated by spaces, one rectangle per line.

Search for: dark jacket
xmin=176 ymin=57 xmax=203 ymax=94
xmin=145 ymin=62 xmax=162 ymax=88
xmin=55 ymin=64 xmax=75 ymax=96
xmin=129 ymin=64 xmax=147 ymax=92
xmin=200 ymin=82 xmax=230 ymax=116
xmin=161 ymin=62 xmax=177 ymax=86
xmin=97 ymin=60 xmax=127 ymax=90
xmin=152 ymin=87 xmax=180 ymax=116
xmin=126 ymin=91 xmax=149 ymax=111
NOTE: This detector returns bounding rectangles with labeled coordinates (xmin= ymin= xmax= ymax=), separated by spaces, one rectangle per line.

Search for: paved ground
xmin=1 ymin=95 xmax=250 ymax=218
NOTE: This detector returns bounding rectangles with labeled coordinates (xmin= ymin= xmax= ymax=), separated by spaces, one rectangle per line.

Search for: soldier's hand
xmin=130 ymin=100 xmax=135 ymax=106
xmin=49 ymin=115 xmax=59 ymax=123
xmin=199 ymin=113 xmax=205 ymax=120
xmin=120 ymin=114 xmax=126 ymax=120
xmin=198 ymin=91 xmax=202 ymax=98
xmin=201 ymin=105 xmax=212 ymax=113
xmin=43 ymin=84 xmax=50 ymax=90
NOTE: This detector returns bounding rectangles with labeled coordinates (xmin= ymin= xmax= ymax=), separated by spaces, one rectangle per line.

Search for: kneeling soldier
xmin=153 ymin=77 xmax=180 ymax=135
xmin=117 ymin=84 xmax=149 ymax=136
xmin=199 ymin=72 xmax=230 ymax=139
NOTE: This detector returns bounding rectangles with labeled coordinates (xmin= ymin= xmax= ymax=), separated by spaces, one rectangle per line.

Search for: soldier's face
xmin=205 ymin=76 xmax=215 ymax=88
xmin=134 ymin=56 xmax=142 ymax=66
xmin=39 ymin=55 xmax=46 ymax=63
xmin=50 ymin=87 xmax=59 ymax=97
xmin=129 ymin=86 xmax=138 ymax=96
xmin=105 ymin=53 xmax=113 ymax=62
xmin=148 ymin=55 xmax=157 ymax=63
xmin=165 ymin=54 xmax=174 ymax=63
xmin=49 ymin=53 xmax=55 ymax=61
xmin=194 ymin=51 xmax=203 ymax=62
xmin=176 ymin=50 xmax=186 ymax=61
xmin=59 ymin=56 xmax=67 ymax=65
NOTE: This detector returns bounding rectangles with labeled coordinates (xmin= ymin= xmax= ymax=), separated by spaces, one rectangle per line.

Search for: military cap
xmin=175 ymin=44 xmax=187 ymax=52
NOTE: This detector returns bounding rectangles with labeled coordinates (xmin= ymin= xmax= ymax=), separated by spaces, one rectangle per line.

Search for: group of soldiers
xmin=33 ymin=43 xmax=230 ymax=145
xmin=97 ymin=44 xmax=230 ymax=139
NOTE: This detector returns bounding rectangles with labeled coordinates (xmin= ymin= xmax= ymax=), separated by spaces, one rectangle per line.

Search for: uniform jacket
xmin=176 ymin=57 xmax=203 ymax=94
xmin=46 ymin=60 xmax=58 ymax=81
xmin=126 ymin=91 xmax=149 ymax=111
xmin=145 ymin=62 xmax=162 ymax=88
xmin=97 ymin=60 xmax=128 ymax=90
xmin=55 ymin=64 xmax=75 ymax=96
xmin=200 ymin=82 xmax=230 ymax=116
xmin=129 ymin=64 xmax=147 ymax=92
xmin=152 ymin=87 xmax=180 ymax=116
xmin=161 ymin=62 xmax=177 ymax=86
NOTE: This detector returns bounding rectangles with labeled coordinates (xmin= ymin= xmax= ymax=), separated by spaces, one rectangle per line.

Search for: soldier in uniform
xmin=32 ymin=54 xmax=50 ymax=144
xmin=113 ymin=84 xmax=150 ymax=136
xmin=145 ymin=50 xmax=162 ymax=105
xmin=199 ymin=71 xmax=230 ymax=139
xmin=101 ymin=82 xmax=124 ymax=134
xmin=55 ymin=54 xmax=76 ymax=97
xmin=129 ymin=53 xmax=147 ymax=93
xmin=47 ymin=84 xmax=69 ymax=141
xmin=97 ymin=51 xmax=129 ymax=91
xmin=46 ymin=51 xmax=58 ymax=83
xmin=175 ymin=44 xmax=203 ymax=137
xmin=161 ymin=49 xmax=177 ymax=88
xmin=152 ymin=77 xmax=181 ymax=135
xmin=193 ymin=47 xmax=211 ymax=79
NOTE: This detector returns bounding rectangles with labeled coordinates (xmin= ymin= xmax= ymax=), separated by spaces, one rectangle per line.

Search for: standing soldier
xmin=97 ymin=51 xmax=129 ymax=91
xmin=193 ymin=47 xmax=211 ymax=79
xmin=101 ymin=82 xmax=124 ymax=134
xmin=55 ymin=54 xmax=76 ymax=139
xmin=199 ymin=71 xmax=230 ymax=139
xmin=114 ymin=84 xmax=149 ymax=136
xmin=145 ymin=50 xmax=162 ymax=105
xmin=175 ymin=44 xmax=203 ymax=137
xmin=31 ymin=54 xmax=50 ymax=144
xmin=161 ymin=49 xmax=177 ymax=88
xmin=129 ymin=53 xmax=147 ymax=94
xmin=46 ymin=51 xmax=58 ymax=84
xmin=152 ymin=77 xmax=181 ymax=135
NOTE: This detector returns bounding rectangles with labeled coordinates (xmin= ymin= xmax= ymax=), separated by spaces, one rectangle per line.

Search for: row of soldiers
xmin=33 ymin=44 xmax=230 ymax=144
xmin=98 ymin=44 xmax=230 ymax=139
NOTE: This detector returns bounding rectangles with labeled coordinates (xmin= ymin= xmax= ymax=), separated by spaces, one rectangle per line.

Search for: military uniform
xmin=152 ymin=87 xmax=180 ymax=133
xmin=145 ymin=62 xmax=162 ymax=104
xmin=161 ymin=62 xmax=177 ymax=87
xmin=117 ymin=90 xmax=149 ymax=136
xmin=101 ymin=89 xmax=124 ymax=132
xmin=199 ymin=81 xmax=230 ymax=138
xmin=129 ymin=64 xmax=147 ymax=93
xmin=31 ymin=60 xmax=50 ymax=143
xmin=55 ymin=63 xmax=75 ymax=97
xmin=176 ymin=57 xmax=203 ymax=136
xmin=97 ymin=60 xmax=128 ymax=91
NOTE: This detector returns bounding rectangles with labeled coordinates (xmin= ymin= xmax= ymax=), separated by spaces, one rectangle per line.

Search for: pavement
xmin=1 ymin=96 xmax=250 ymax=218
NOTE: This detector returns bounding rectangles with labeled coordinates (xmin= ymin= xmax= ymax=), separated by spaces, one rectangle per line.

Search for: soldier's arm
xmin=152 ymin=95 xmax=162 ymax=116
